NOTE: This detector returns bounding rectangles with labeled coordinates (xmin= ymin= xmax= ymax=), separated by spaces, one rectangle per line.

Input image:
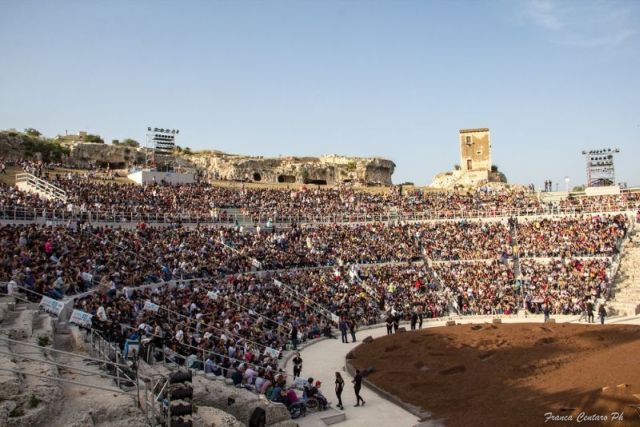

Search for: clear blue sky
xmin=1 ymin=0 xmax=638 ymax=187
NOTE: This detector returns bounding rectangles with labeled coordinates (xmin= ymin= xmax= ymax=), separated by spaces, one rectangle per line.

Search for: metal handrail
xmin=0 ymin=335 xmax=130 ymax=371
xmin=0 ymin=202 xmax=637 ymax=226
xmin=15 ymin=172 xmax=68 ymax=202
xmin=0 ymin=367 xmax=132 ymax=395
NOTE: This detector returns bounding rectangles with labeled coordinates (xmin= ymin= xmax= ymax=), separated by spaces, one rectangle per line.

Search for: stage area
xmin=350 ymin=323 xmax=640 ymax=427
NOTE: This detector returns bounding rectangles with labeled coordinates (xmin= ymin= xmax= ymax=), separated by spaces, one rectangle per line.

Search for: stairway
xmin=608 ymin=231 xmax=640 ymax=316
xmin=0 ymin=297 xmax=64 ymax=427
xmin=15 ymin=172 xmax=67 ymax=203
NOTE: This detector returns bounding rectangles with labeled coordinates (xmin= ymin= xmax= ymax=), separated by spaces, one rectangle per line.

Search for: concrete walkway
xmin=286 ymin=314 xmax=640 ymax=427
xmin=287 ymin=325 xmax=421 ymax=427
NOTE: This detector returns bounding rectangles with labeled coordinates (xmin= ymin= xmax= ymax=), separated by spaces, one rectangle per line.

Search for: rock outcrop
xmin=192 ymin=375 xmax=292 ymax=426
xmin=68 ymin=143 xmax=147 ymax=169
xmin=1 ymin=130 xmax=396 ymax=186
xmin=430 ymin=169 xmax=507 ymax=190
xmin=189 ymin=152 xmax=395 ymax=186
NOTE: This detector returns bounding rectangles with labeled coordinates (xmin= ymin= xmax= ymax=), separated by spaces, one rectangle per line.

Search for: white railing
xmin=0 ymin=202 xmax=637 ymax=226
xmin=15 ymin=172 xmax=68 ymax=202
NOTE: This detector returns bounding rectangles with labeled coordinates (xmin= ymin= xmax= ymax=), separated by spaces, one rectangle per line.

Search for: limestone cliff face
xmin=68 ymin=143 xmax=147 ymax=168
xmin=63 ymin=142 xmax=395 ymax=185
xmin=186 ymin=153 xmax=395 ymax=185
xmin=430 ymin=169 xmax=507 ymax=189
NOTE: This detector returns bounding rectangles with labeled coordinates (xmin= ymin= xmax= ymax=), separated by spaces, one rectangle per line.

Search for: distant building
xmin=58 ymin=131 xmax=88 ymax=146
xmin=459 ymin=128 xmax=491 ymax=173
xmin=430 ymin=127 xmax=504 ymax=189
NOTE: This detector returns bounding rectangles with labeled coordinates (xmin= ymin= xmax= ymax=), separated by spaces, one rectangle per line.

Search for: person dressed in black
xmin=335 ymin=372 xmax=345 ymax=410
xmin=291 ymin=324 xmax=299 ymax=350
xmin=543 ymin=303 xmax=550 ymax=322
xmin=393 ymin=313 xmax=400 ymax=333
xmin=410 ymin=310 xmax=418 ymax=330
xmin=385 ymin=315 xmax=393 ymax=335
xmin=587 ymin=301 xmax=595 ymax=323
xmin=339 ymin=318 xmax=349 ymax=343
xmin=348 ymin=318 xmax=357 ymax=343
xmin=599 ymin=305 xmax=607 ymax=325
xmin=292 ymin=352 xmax=303 ymax=378
xmin=352 ymin=369 xmax=365 ymax=407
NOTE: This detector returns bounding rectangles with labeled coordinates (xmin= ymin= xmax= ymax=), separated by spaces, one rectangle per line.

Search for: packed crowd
xmin=0 ymin=214 xmax=628 ymax=302
xmin=1 ymin=216 xmax=622 ymax=334
xmin=1 ymin=169 xmax=637 ymax=414
xmin=1 ymin=166 xmax=639 ymax=224
xmin=67 ymin=252 xmax=615 ymax=390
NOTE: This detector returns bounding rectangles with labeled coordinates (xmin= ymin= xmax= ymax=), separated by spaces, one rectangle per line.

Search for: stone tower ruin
xmin=459 ymin=128 xmax=492 ymax=182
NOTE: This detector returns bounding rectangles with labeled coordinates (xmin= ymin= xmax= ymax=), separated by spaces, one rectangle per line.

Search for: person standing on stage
xmin=335 ymin=372 xmax=345 ymax=410
xmin=352 ymin=369 xmax=365 ymax=407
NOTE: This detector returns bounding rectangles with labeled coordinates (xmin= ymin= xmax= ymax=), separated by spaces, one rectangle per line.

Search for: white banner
xmin=207 ymin=291 xmax=217 ymax=300
xmin=69 ymin=309 xmax=93 ymax=328
xmin=251 ymin=259 xmax=262 ymax=268
xmin=331 ymin=313 xmax=340 ymax=323
xmin=39 ymin=296 xmax=64 ymax=316
xmin=263 ymin=347 xmax=280 ymax=358
xmin=274 ymin=280 xmax=283 ymax=288
xmin=143 ymin=300 xmax=160 ymax=312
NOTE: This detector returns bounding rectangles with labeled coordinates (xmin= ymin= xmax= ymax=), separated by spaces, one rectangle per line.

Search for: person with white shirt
xmin=96 ymin=305 xmax=107 ymax=322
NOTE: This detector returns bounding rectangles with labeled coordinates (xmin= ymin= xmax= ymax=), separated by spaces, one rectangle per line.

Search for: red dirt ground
xmin=351 ymin=323 xmax=640 ymax=427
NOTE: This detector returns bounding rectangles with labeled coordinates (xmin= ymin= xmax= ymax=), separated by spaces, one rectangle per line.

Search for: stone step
xmin=0 ymin=308 xmax=36 ymax=340
xmin=614 ymin=290 xmax=640 ymax=296
xmin=1 ymin=302 xmax=64 ymax=427
xmin=55 ymin=321 xmax=71 ymax=334
xmin=320 ymin=408 xmax=347 ymax=425
xmin=613 ymin=297 xmax=640 ymax=302
xmin=607 ymin=302 xmax=640 ymax=316
xmin=613 ymin=284 xmax=640 ymax=291
xmin=0 ymin=334 xmax=21 ymax=400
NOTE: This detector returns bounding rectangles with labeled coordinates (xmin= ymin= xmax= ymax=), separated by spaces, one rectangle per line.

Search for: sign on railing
xmin=144 ymin=300 xmax=160 ymax=312
xmin=263 ymin=347 xmax=280 ymax=358
xmin=39 ymin=296 xmax=65 ymax=316
xmin=69 ymin=309 xmax=93 ymax=328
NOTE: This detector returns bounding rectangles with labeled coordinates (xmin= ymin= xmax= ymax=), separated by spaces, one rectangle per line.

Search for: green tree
xmin=22 ymin=138 xmax=70 ymax=162
xmin=182 ymin=146 xmax=192 ymax=155
xmin=345 ymin=161 xmax=357 ymax=172
xmin=85 ymin=134 xmax=104 ymax=143
xmin=121 ymin=138 xmax=140 ymax=147
xmin=24 ymin=128 xmax=41 ymax=137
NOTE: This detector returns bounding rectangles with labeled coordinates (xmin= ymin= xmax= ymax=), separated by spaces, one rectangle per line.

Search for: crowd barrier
xmin=0 ymin=203 xmax=637 ymax=226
